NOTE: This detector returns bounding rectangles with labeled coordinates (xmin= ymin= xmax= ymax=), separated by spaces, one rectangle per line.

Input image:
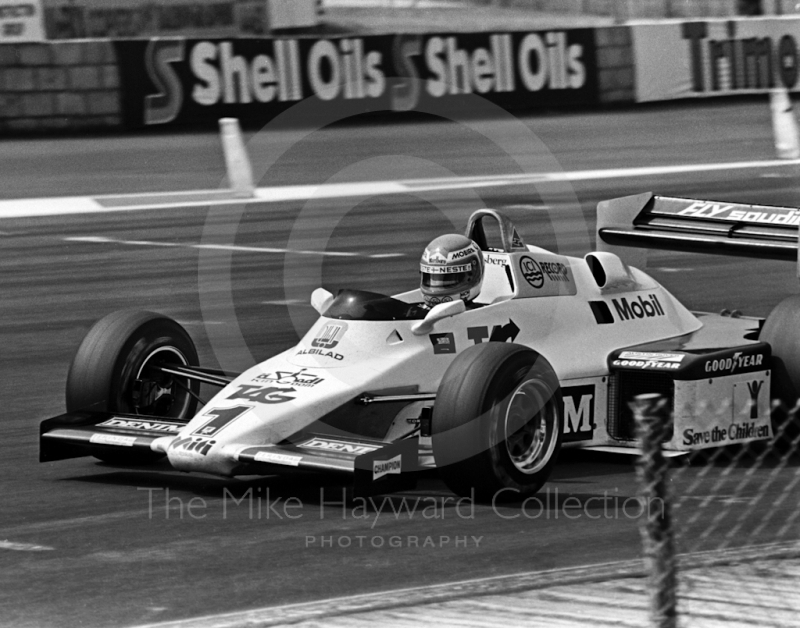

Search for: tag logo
xmin=227 ymin=385 xmax=296 ymax=404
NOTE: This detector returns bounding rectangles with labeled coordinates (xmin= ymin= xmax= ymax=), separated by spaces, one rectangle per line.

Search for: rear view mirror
xmin=310 ymin=288 xmax=334 ymax=314
xmin=411 ymin=300 xmax=466 ymax=335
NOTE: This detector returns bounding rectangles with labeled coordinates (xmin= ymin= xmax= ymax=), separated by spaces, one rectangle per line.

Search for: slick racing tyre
xmin=66 ymin=311 xmax=200 ymax=464
xmin=760 ymin=296 xmax=800 ymax=447
xmin=431 ymin=343 xmax=563 ymax=501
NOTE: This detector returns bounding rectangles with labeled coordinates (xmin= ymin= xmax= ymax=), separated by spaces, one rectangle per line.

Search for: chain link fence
xmin=634 ymin=394 xmax=800 ymax=628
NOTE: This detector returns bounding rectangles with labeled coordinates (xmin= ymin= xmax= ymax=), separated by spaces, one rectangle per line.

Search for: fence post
xmin=631 ymin=393 xmax=678 ymax=628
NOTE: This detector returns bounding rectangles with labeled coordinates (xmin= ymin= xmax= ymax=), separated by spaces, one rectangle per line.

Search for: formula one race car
xmin=40 ymin=194 xmax=800 ymax=499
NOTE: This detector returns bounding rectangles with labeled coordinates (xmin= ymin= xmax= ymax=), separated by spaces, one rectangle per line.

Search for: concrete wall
xmin=0 ymin=41 xmax=120 ymax=132
xmin=595 ymin=26 xmax=634 ymax=103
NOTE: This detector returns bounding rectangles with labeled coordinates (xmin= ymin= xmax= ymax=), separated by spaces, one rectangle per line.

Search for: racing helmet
xmin=420 ymin=234 xmax=484 ymax=306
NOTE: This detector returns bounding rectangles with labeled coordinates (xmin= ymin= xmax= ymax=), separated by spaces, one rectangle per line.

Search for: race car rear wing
xmin=597 ymin=193 xmax=800 ymax=275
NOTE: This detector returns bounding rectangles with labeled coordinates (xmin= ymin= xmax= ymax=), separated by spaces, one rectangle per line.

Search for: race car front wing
xmin=40 ymin=411 xmax=419 ymax=497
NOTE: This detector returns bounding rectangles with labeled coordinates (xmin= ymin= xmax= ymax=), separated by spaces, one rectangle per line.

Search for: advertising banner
xmin=44 ymin=0 xmax=266 ymax=39
xmin=0 ymin=0 xmax=45 ymax=42
xmin=114 ymin=30 xmax=599 ymax=128
xmin=632 ymin=17 xmax=800 ymax=102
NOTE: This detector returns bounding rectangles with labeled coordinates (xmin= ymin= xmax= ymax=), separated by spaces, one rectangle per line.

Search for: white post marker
xmin=219 ymin=118 xmax=255 ymax=197
xmin=770 ymin=87 xmax=800 ymax=160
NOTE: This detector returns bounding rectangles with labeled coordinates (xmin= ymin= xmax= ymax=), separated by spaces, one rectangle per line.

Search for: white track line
xmin=2 ymin=159 xmax=799 ymax=219
xmin=0 ymin=540 xmax=54 ymax=552
xmin=262 ymin=299 xmax=307 ymax=306
xmin=196 ymin=243 xmax=357 ymax=257
xmin=0 ymin=508 xmax=164 ymax=538
xmin=63 ymin=236 xmax=404 ymax=259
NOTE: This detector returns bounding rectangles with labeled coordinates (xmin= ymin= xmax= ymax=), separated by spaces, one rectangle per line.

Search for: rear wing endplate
xmin=597 ymin=192 xmax=800 ymax=277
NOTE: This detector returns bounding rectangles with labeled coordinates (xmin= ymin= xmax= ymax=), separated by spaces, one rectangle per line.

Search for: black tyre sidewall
xmin=66 ymin=310 xmax=199 ymax=418
xmin=432 ymin=343 xmax=563 ymax=501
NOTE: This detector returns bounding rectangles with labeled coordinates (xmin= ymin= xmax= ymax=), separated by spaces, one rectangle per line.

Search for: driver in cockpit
xmin=419 ymin=234 xmax=484 ymax=309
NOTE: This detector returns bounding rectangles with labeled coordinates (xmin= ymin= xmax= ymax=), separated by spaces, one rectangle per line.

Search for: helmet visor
xmin=422 ymin=271 xmax=471 ymax=289
xmin=420 ymin=263 xmax=473 ymax=291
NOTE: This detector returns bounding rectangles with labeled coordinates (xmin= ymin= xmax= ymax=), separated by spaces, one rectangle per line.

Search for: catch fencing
xmin=635 ymin=394 xmax=800 ymax=627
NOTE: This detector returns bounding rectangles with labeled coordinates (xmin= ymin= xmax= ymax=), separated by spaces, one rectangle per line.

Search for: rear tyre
xmin=432 ymin=343 xmax=563 ymax=501
xmin=66 ymin=310 xmax=200 ymax=464
xmin=759 ymin=296 xmax=800 ymax=448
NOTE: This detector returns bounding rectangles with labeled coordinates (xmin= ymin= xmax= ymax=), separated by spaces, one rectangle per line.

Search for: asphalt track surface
xmin=2 ymin=100 xmax=800 ymax=627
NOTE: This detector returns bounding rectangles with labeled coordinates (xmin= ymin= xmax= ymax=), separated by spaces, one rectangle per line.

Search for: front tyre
xmin=66 ymin=310 xmax=200 ymax=463
xmin=432 ymin=343 xmax=563 ymax=501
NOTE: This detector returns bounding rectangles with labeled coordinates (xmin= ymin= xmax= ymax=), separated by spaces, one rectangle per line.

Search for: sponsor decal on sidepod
xmin=519 ymin=256 xmax=544 ymax=288
xmin=484 ymin=254 xmax=508 ymax=266
xmin=611 ymin=294 xmax=664 ymax=321
xmin=540 ymin=261 xmax=569 ymax=282
xmin=562 ymin=385 xmax=595 ymax=442
xmin=430 ymin=332 xmax=456 ymax=355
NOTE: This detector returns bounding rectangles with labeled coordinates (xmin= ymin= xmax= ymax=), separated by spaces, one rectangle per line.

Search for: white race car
xmin=41 ymin=195 xmax=798 ymax=499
